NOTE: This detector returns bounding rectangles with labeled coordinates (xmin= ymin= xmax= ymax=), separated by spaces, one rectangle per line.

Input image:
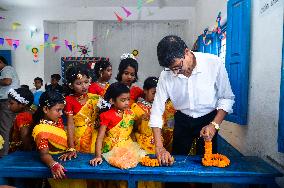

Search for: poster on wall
xmin=61 ymin=57 xmax=109 ymax=83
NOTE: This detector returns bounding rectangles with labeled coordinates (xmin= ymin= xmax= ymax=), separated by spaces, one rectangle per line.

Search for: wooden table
xmin=0 ymin=152 xmax=282 ymax=188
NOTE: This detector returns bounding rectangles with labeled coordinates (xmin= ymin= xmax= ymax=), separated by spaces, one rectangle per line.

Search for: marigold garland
xmin=202 ymin=141 xmax=230 ymax=168
xmin=140 ymin=156 xmax=175 ymax=167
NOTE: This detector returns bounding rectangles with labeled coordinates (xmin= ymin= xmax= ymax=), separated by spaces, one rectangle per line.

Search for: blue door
xmin=197 ymin=32 xmax=221 ymax=55
xmin=0 ymin=50 xmax=12 ymax=65
xmin=225 ymin=0 xmax=251 ymax=125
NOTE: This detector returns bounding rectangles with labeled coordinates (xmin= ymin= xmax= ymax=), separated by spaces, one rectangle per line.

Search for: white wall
xmin=0 ymin=6 xmax=194 ymax=87
xmin=194 ymin=0 xmax=284 ymax=187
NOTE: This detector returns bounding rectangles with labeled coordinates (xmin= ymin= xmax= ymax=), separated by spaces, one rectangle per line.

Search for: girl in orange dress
xmin=32 ymin=91 xmax=86 ymax=188
xmin=8 ymin=88 xmax=34 ymax=153
xmin=116 ymin=53 xmax=143 ymax=106
xmin=89 ymin=59 xmax=112 ymax=96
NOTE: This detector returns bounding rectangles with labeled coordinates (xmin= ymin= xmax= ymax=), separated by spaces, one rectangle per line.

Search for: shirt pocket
xmin=197 ymin=81 xmax=216 ymax=106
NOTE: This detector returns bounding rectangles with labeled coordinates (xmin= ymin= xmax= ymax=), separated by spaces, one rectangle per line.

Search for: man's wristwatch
xmin=210 ymin=121 xmax=220 ymax=131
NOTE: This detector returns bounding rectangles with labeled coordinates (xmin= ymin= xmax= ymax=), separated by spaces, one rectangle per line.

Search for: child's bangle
xmin=66 ymin=148 xmax=76 ymax=152
xmin=50 ymin=162 xmax=60 ymax=172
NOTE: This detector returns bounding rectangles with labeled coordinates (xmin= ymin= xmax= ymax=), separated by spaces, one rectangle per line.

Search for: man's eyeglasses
xmin=164 ymin=59 xmax=184 ymax=75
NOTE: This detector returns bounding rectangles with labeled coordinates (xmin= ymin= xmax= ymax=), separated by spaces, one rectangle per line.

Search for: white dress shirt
xmin=149 ymin=52 xmax=235 ymax=129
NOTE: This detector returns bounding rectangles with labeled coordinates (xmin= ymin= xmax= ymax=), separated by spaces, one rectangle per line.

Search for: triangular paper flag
xmin=121 ymin=6 xmax=131 ymax=17
xmin=44 ymin=33 xmax=49 ymax=42
xmin=50 ymin=43 xmax=56 ymax=48
xmin=146 ymin=0 xmax=154 ymax=3
xmin=12 ymin=40 xmax=19 ymax=49
xmin=5 ymin=38 xmax=12 ymax=46
xmin=39 ymin=44 xmax=44 ymax=52
xmin=64 ymin=40 xmax=69 ymax=47
xmin=26 ymin=44 xmax=32 ymax=50
xmin=54 ymin=45 xmax=61 ymax=52
xmin=67 ymin=44 xmax=72 ymax=52
xmin=0 ymin=38 xmax=4 ymax=45
xmin=12 ymin=22 xmax=21 ymax=30
xmin=137 ymin=0 xmax=143 ymax=10
xmin=0 ymin=16 xmax=5 ymax=20
xmin=114 ymin=12 xmax=123 ymax=23
xmin=52 ymin=36 xmax=58 ymax=42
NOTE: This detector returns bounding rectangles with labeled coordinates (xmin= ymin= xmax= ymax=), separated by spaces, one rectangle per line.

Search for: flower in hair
xmin=97 ymin=97 xmax=111 ymax=109
xmin=77 ymin=73 xmax=83 ymax=79
xmin=120 ymin=53 xmax=136 ymax=60
xmin=8 ymin=89 xmax=29 ymax=104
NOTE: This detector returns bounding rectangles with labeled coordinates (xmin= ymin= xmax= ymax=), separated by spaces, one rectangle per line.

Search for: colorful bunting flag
xmin=12 ymin=22 xmax=21 ymax=30
xmin=0 ymin=16 xmax=5 ymax=20
xmin=114 ymin=12 xmax=123 ymax=23
xmin=121 ymin=6 xmax=132 ymax=17
xmin=146 ymin=0 xmax=154 ymax=3
xmin=137 ymin=0 xmax=143 ymax=10
xmin=5 ymin=38 xmax=12 ymax=46
xmin=54 ymin=45 xmax=61 ymax=52
xmin=52 ymin=36 xmax=58 ymax=42
xmin=0 ymin=38 xmax=4 ymax=46
xmin=67 ymin=44 xmax=72 ymax=52
xmin=44 ymin=33 xmax=49 ymax=42
xmin=13 ymin=40 xmax=19 ymax=49
xmin=64 ymin=40 xmax=69 ymax=47
xmin=25 ymin=44 xmax=32 ymax=50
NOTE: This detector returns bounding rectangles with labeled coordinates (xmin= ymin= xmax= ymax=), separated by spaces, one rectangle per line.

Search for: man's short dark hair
xmin=51 ymin=74 xmax=61 ymax=81
xmin=0 ymin=56 xmax=7 ymax=65
xmin=157 ymin=35 xmax=188 ymax=68
xmin=34 ymin=77 xmax=43 ymax=84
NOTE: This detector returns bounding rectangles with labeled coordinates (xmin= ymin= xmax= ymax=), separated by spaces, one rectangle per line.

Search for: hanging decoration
xmin=114 ymin=12 xmax=123 ymax=23
xmin=78 ymin=45 xmax=91 ymax=57
xmin=0 ymin=16 xmax=5 ymax=20
xmin=132 ymin=49 xmax=139 ymax=58
xmin=121 ymin=6 xmax=132 ymax=17
xmin=0 ymin=38 xmax=4 ymax=46
xmin=51 ymin=36 xmax=58 ymax=42
xmin=12 ymin=22 xmax=21 ymax=30
xmin=44 ymin=33 xmax=49 ymax=42
xmin=54 ymin=45 xmax=61 ymax=52
xmin=202 ymin=28 xmax=212 ymax=46
xmin=67 ymin=44 xmax=72 ymax=52
xmin=137 ymin=0 xmax=143 ymax=11
xmin=146 ymin=0 xmax=154 ymax=3
xmin=25 ymin=44 xmax=32 ymax=51
xmin=12 ymin=40 xmax=19 ymax=49
xmin=5 ymin=38 xmax=13 ymax=47
xmin=32 ymin=47 xmax=39 ymax=63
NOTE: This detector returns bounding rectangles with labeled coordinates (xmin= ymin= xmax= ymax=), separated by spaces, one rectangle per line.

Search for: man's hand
xmin=155 ymin=146 xmax=174 ymax=166
xmin=200 ymin=123 xmax=216 ymax=141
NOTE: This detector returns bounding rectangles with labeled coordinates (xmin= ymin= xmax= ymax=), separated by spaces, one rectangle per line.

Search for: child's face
xmin=51 ymin=78 xmax=59 ymax=85
xmin=34 ymin=80 xmax=43 ymax=90
xmin=113 ymin=93 xmax=130 ymax=111
xmin=70 ymin=75 xmax=90 ymax=95
xmin=101 ymin=66 xmax=112 ymax=82
xmin=121 ymin=66 xmax=136 ymax=86
xmin=43 ymin=103 xmax=65 ymax=122
xmin=8 ymin=99 xmax=26 ymax=113
xmin=144 ymin=88 xmax=156 ymax=103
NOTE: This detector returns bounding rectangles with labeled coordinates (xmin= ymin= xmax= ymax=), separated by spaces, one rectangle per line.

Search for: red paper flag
xmin=114 ymin=12 xmax=123 ymax=23
xmin=5 ymin=38 xmax=12 ymax=46
xmin=52 ymin=36 xmax=58 ymax=42
xmin=54 ymin=45 xmax=60 ymax=52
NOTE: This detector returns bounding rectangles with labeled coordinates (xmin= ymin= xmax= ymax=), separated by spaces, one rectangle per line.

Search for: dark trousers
xmin=0 ymin=99 xmax=15 ymax=157
xmin=172 ymin=110 xmax=218 ymax=155
xmin=166 ymin=110 xmax=217 ymax=188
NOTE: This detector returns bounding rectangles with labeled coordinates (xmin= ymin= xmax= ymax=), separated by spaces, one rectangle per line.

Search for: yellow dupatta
xmin=32 ymin=124 xmax=68 ymax=155
xmin=102 ymin=109 xmax=135 ymax=153
xmin=73 ymin=93 xmax=100 ymax=153
xmin=131 ymin=101 xmax=155 ymax=154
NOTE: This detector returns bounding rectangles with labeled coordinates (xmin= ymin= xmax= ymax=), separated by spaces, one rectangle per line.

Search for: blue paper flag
xmin=44 ymin=33 xmax=49 ymax=42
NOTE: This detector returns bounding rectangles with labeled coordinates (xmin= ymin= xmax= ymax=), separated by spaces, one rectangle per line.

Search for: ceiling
xmin=0 ymin=0 xmax=197 ymax=10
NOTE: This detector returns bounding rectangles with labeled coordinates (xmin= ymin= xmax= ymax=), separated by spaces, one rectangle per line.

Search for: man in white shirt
xmin=150 ymin=35 xmax=235 ymax=166
xmin=0 ymin=56 xmax=20 ymax=156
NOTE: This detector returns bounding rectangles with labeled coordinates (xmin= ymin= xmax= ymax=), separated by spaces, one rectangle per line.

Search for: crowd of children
xmin=0 ymin=53 xmax=175 ymax=188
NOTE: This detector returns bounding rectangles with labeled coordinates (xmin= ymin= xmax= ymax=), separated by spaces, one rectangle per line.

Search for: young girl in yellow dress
xmin=89 ymin=59 xmax=112 ymax=96
xmin=131 ymin=77 xmax=162 ymax=188
xmin=90 ymin=82 xmax=137 ymax=188
xmin=63 ymin=66 xmax=100 ymax=157
xmin=32 ymin=91 xmax=86 ymax=188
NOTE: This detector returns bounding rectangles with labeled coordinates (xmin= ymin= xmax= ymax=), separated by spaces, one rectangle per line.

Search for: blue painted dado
xmin=0 ymin=50 xmax=12 ymax=65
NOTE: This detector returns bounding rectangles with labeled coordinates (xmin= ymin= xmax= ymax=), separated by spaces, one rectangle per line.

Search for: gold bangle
xmin=66 ymin=148 xmax=76 ymax=152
